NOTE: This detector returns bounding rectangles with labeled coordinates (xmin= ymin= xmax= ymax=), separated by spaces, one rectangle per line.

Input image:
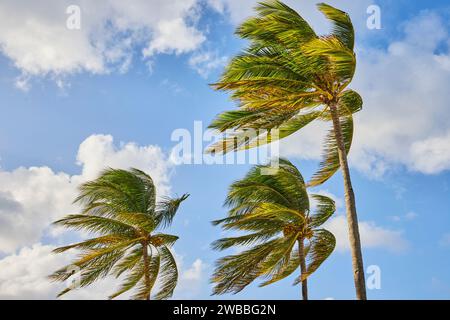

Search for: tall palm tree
xmin=49 ymin=168 xmax=189 ymax=300
xmin=207 ymin=1 xmax=366 ymax=299
xmin=211 ymin=159 xmax=336 ymax=300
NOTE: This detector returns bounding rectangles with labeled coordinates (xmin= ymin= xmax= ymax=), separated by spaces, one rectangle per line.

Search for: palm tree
xmin=207 ymin=1 xmax=366 ymax=299
xmin=211 ymin=159 xmax=336 ymax=300
xmin=49 ymin=168 xmax=189 ymax=300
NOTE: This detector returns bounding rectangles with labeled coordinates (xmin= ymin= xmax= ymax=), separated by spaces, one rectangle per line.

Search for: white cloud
xmin=348 ymin=11 xmax=450 ymax=176
xmin=173 ymin=258 xmax=208 ymax=299
xmin=0 ymin=134 xmax=172 ymax=254
xmin=0 ymin=0 xmax=205 ymax=83
xmin=188 ymin=51 xmax=228 ymax=78
xmin=325 ymin=215 xmax=408 ymax=253
xmin=308 ymin=192 xmax=408 ymax=254
xmin=409 ymin=132 xmax=450 ymax=174
xmin=0 ymin=244 xmax=69 ymax=299
xmin=388 ymin=212 xmax=418 ymax=223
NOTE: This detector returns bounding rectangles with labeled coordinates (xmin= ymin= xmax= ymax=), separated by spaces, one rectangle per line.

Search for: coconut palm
xmin=49 ymin=168 xmax=189 ymax=300
xmin=207 ymin=1 xmax=366 ymax=299
xmin=211 ymin=159 xmax=336 ymax=300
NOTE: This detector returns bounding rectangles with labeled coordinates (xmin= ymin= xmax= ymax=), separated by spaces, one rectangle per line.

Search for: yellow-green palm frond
xmin=211 ymin=237 xmax=285 ymax=295
xmin=74 ymin=168 xmax=157 ymax=217
xmin=308 ymin=114 xmax=353 ymax=187
xmin=131 ymin=254 xmax=160 ymax=300
xmin=309 ymin=194 xmax=336 ymax=227
xmin=153 ymin=246 xmax=178 ymax=300
xmin=237 ymin=0 xmax=316 ymax=47
xmin=302 ymin=35 xmax=356 ymax=82
xmin=207 ymin=110 xmax=322 ymax=154
xmin=50 ymin=238 xmax=141 ymax=297
xmin=224 ymin=159 xmax=309 ymax=214
xmin=259 ymin=248 xmax=300 ymax=287
xmin=52 ymin=214 xmax=140 ymax=237
xmin=155 ymin=194 xmax=190 ymax=229
xmin=109 ymin=259 xmax=145 ymax=299
xmin=317 ymin=3 xmax=354 ymax=50
xmin=295 ymin=229 xmax=336 ymax=283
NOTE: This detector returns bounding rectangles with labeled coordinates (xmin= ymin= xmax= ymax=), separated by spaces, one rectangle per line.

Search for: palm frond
xmin=154 ymin=246 xmax=178 ymax=300
xmin=302 ymin=36 xmax=355 ymax=81
xmin=109 ymin=261 xmax=144 ymax=299
xmin=308 ymin=114 xmax=353 ymax=187
xmin=295 ymin=229 xmax=336 ymax=283
xmin=309 ymin=194 xmax=336 ymax=227
xmin=317 ymin=3 xmax=354 ymax=50
xmin=155 ymin=194 xmax=189 ymax=229
xmin=259 ymin=248 xmax=300 ymax=287
xmin=52 ymin=214 xmax=138 ymax=237
xmin=211 ymin=229 xmax=280 ymax=251
xmin=211 ymin=238 xmax=281 ymax=295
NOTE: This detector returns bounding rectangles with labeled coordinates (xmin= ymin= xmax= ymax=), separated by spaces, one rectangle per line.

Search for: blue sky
xmin=0 ymin=0 xmax=449 ymax=300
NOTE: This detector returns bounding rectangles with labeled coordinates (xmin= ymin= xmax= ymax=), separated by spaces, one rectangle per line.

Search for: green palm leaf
xmin=309 ymin=194 xmax=336 ymax=227
xmin=295 ymin=229 xmax=336 ymax=283
xmin=308 ymin=114 xmax=353 ymax=187
xmin=154 ymin=246 xmax=178 ymax=300
xmin=317 ymin=3 xmax=354 ymax=50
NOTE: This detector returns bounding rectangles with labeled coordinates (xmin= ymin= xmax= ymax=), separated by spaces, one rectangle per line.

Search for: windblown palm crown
xmin=50 ymin=168 xmax=189 ymax=300
xmin=211 ymin=159 xmax=336 ymax=297
xmin=208 ymin=1 xmax=362 ymax=187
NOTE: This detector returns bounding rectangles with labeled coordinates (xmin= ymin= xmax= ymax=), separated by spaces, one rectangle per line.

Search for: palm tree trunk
xmin=329 ymin=103 xmax=367 ymax=300
xmin=298 ymin=238 xmax=308 ymax=300
xmin=142 ymin=243 xmax=151 ymax=300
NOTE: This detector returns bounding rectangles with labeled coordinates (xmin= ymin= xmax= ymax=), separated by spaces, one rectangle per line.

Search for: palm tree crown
xmin=50 ymin=168 xmax=189 ymax=300
xmin=208 ymin=0 xmax=361 ymax=187
xmin=211 ymin=159 xmax=336 ymax=298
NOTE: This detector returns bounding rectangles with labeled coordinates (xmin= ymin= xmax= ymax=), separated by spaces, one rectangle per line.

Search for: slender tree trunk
xmin=142 ymin=243 xmax=151 ymax=300
xmin=298 ymin=238 xmax=308 ymax=300
xmin=329 ymin=103 xmax=367 ymax=300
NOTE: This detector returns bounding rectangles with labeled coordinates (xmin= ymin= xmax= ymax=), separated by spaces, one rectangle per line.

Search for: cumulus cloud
xmin=0 ymin=134 xmax=172 ymax=253
xmin=0 ymin=244 xmax=70 ymax=299
xmin=0 ymin=0 xmax=205 ymax=84
xmin=173 ymin=257 xmax=208 ymax=299
xmin=308 ymin=191 xmax=408 ymax=253
xmin=349 ymin=11 xmax=450 ymax=176
xmin=325 ymin=215 xmax=409 ymax=253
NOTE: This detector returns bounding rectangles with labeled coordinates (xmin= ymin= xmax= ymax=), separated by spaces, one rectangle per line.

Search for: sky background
xmin=0 ymin=0 xmax=450 ymax=300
